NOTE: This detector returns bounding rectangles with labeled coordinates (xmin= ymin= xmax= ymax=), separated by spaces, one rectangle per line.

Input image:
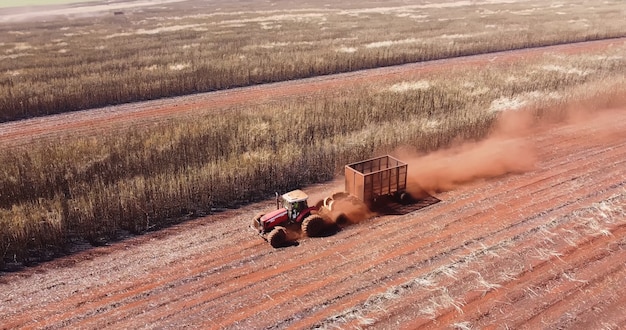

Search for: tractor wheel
xmin=302 ymin=214 xmax=326 ymax=237
xmin=334 ymin=212 xmax=349 ymax=226
xmin=267 ymin=226 xmax=287 ymax=248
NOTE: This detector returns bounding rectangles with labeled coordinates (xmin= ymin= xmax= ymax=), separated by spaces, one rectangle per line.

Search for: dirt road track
xmin=0 ymin=37 xmax=625 ymax=146
xmin=1 ymin=40 xmax=626 ymax=329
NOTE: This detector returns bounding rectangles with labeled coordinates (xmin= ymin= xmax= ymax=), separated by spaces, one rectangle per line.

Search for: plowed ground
xmin=1 ymin=42 xmax=626 ymax=329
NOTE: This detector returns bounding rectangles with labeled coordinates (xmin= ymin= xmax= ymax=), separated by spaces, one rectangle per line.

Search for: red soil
xmin=1 ymin=40 xmax=626 ymax=329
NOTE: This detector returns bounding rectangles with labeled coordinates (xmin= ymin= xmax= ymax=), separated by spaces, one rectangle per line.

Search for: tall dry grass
xmin=1 ymin=0 xmax=626 ymax=122
xmin=1 ymin=44 xmax=625 ymax=268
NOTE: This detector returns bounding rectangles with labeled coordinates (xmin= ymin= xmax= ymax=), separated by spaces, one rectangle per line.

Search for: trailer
xmin=344 ymin=155 xmax=408 ymax=206
xmin=252 ymin=155 xmax=412 ymax=247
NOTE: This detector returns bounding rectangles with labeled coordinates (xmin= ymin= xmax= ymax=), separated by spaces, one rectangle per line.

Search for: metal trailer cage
xmin=344 ymin=155 xmax=408 ymax=204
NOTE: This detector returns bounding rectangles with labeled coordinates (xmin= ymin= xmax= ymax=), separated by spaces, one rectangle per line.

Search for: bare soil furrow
xmin=520 ymin=254 xmax=626 ymax=329
xmin=384 ymin=222 xmax=626 ymax=329
xmin=568 ymin=280 xmax=626 ymax=330
xmin=300 ymin=180 xmax=626 ymax=329
xmin=2 ymin=238 xmax=267 ymax=329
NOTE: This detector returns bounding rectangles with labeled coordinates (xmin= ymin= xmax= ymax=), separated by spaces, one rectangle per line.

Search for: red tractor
xmin=253 ymin=155 xmax=411 ymax=247
xmin=251 ymin=189 xmax=331 ymax=247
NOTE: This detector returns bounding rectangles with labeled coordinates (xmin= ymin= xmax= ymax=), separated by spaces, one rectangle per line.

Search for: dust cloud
xmin=330 ymin=197 xmax=376 ymax=225
xmin=312 ymin=195 xmax=375 ymax=227
xmin=399 ymin=110 xmax=539 ymax=197
xmin=398 ymin=91 xmax=626 ymax=197
xmin=321 ymin=93 xmax=626 ymax=226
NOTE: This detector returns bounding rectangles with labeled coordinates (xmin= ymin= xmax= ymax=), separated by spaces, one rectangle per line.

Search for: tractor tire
xmin=267 ymin=226 xmax=287 ymax=248
xmin=334 ymin=212 xmax=349 ymax=226
xmin=302 ymin=214 xmax=326 ymax=237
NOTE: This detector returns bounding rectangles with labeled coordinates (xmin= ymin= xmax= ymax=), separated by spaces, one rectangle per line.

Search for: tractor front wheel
xmin=267 ymin=226 xmax=288 ymax=248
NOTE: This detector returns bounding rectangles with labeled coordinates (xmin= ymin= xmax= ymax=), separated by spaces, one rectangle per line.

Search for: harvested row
xmin=371 ymin=222 xmax=626 ymax=329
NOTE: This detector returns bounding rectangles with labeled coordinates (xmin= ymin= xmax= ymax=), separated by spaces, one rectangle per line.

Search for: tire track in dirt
xmin=569 ymin=275 xmax=626 ymax=330
xmin=0 ymin=225 xmax=246 ymax=317
xmin=1 ymin=238 xmax=267 ymax=329
xmin=518 ymin=250 xmax=626 ymax=328
xmin=418 ymin=223 xmax=626 ymax=329
xmin=364 ymin=191 xmax=625 ymax=328
xmin=373 ymin=223 xmax=626 ymax=329
xmin=360 ymin=236 xmax=625 ymax=329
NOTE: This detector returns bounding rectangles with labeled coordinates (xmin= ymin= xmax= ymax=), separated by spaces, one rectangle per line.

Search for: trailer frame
xmin=344 ymin=155 xmax=408 ymax=205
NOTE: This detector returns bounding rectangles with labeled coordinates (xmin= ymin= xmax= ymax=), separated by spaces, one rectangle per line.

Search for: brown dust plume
xmin=399 ymin=111 xmax=539 ymax=197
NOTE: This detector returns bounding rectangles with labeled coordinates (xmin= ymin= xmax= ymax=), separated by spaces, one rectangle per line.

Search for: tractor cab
xmin=280 ymin=189 xmax=309 ymax=221
xmin=256 ymin=189 xmax=314 ymax=234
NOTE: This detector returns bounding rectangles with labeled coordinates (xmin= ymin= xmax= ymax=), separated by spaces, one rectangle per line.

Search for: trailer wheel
xmin=334 ymin=212 xmax=349 ymax=226
xmin=268 ymin=226 xmax=287 ymax=248
xmin=399 ymin=192 xmax=411 ymax=204
xmin=302 ymin=214 xmax=326 ymax=237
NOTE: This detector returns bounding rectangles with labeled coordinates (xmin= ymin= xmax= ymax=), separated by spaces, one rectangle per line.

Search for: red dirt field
xmin=2 ymin=43 xmax=626 ymax=329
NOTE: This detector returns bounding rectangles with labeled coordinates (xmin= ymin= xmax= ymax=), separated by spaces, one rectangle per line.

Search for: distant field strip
xmin=1 ymin=0 xmax=625 ymax=121
xmin=0 ymin=0 xmax=97 ymax=8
